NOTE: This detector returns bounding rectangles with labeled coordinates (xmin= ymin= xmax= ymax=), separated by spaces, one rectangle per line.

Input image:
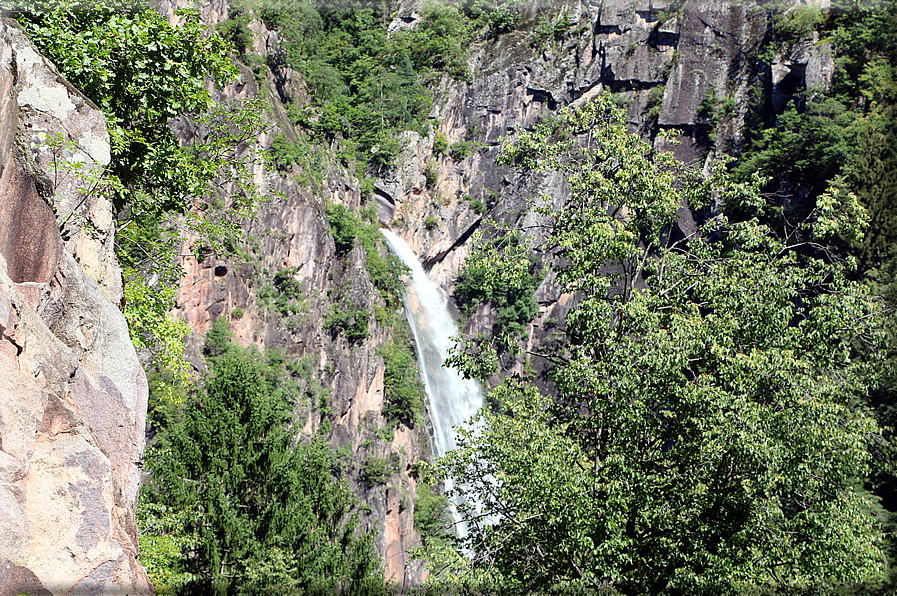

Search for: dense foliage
xmin=15 ymin=1 xmax=264 ymax=229
xmin=225 ymin=0 xmax=526 ymax=172
xmin=413 ymin=482 xmax=452 ymax=546
xmin=431 ymin=96 xmax=889 ymax=594
xmin=141 ymin=326 xmax=385 ymax=595
xmin=736 ymin=0 xmax=897 ymax=565
xmin=738 ymin=0 xmax=896 ymax=295
xmin=454 ymin=228 xmax=542 ymax=337
xmin=378 ymin=333 xmax=426 ymax=427
xmin=13 ymin=0 xmax=271 ymax=399
xmin=249 ymin=0 xmax=468 ymax=171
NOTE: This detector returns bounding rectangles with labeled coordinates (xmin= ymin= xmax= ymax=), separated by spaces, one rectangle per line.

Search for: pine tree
xmin=145 ymin=345 xmax=384 ymax=595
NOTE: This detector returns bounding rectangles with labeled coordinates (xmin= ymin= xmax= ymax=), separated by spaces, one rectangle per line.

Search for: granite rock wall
xmin=0 ymin=18 xmax=151 ymax=596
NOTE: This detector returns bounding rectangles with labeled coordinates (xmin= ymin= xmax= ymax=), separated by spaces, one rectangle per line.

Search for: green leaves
xmin=428 ymin=95 xmax=890 ymax=594
xmin=454 ymin=228 xmax=542 ymax=338
xmin=123 ymin=270 xmax=190 ymax=402
xmin=19 ymin=2 xmax=269 ymax=253
xmin=379 ymin=336 xmax=426 ymax=427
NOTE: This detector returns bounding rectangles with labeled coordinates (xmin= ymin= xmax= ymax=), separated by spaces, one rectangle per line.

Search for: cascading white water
xmin=381 ymin=229 xmax=484 ymax=538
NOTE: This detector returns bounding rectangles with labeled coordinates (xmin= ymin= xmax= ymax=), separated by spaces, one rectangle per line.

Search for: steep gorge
xmin=0 ymin=0 xmax=847 ymax=592
xmin=160 ymin=0 xmax=832 ymax=589
xmin=161 ymin=0 xmax=838 ymax=589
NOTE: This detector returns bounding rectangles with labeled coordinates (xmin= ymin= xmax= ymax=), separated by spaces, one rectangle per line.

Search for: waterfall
xmin=380 ymin=229 xmax=484 ymax=538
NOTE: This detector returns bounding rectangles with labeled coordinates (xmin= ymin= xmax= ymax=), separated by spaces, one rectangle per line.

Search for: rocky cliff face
xmin=0 ymin=18 xmax=152 ymax=595
xmin=378 ymin=0 xmax=832 ymax=388
xmin=160 ymin=12 xmax=430 ymax=586
xmin=0 ymin=0 xmax=835 ymax=593
xmin=172 ymin=170 xmax=430 ymax=588
xmin=162 ymin=0 xmax=832 ymax=590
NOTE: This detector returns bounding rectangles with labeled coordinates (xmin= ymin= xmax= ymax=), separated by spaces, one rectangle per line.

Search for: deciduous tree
xmin=431 ymin=95 xmax=889 ymax=595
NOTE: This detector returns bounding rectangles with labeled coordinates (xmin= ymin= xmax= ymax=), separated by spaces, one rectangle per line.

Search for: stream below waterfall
xmin=380 ymin=229 xmax=484 ymax=538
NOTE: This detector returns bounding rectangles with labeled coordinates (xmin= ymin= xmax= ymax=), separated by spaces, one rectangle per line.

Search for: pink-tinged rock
xmin=0 ymin=21 xmax=61 ymax=287
xmin=48 ymin=253 xmax=149 ymax=506
xmin=5 ymin=20 xmax=121 ymax=303
xmin=0 ymin=258 xmax=153 ymax=595
xmin=25 ymin=393 xmax=149 ymax=595
xmin=0 ymin=18 xmax=152 ymax=596
xmin=0 ymin=556 xmax=52 ymax=596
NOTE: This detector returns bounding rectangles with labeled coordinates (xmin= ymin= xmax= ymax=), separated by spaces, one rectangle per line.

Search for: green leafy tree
xmin=145 ymin=345 xmax=385 ymax=594
xmin=413 ymin=483 xmax=452 ymax=546
xmin=430 ymin=96 xmax=889 ymax=594
xmin=454 ymin=227 xmax=541 ymax=337
xmin=400 ymin=2 xmax=474 ymax=81
xmin=15 ymin=1 xmax=244 ymax=216
xmin=14 ymin=0 xmax=272 ymax=401
xmin=123 ymin=270 xmax=191 ymax=401
xmin=737 ymin=4 xmax=897 ymax=562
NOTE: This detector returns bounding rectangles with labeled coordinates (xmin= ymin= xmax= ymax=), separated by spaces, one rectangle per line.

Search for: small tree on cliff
xmin=13 ymin=0 xmax=275 ymax=400
xmin=430 ymin=95 xmax=889 ymax=594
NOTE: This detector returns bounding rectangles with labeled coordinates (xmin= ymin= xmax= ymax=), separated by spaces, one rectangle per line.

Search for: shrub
xmin=433 ymin=132 xmax=448 ymax=155
xmin=326 ymin=203 xmax=360 ymax=255
xmin=325 ymin=308 xmax=370 ymax=342
xmin=203 ymin=316 xmax=233 ymax=358
xmin=646 ymin=85 xmax=665 ymax=122
xmin=401 ymin=3 xmax=474 ymax=81
xmin=378 ymin=338 xmax=425 ymax=427
xmin=455 ymin=249 xmax=542 ymax=337
xmin=424 ymin=160 xmax=439 ymax=189
xmin=461 ymin=0 xmax=520 ymax=35
xmin=414 ymin=483 xmax=451 ymax=543
xmin=425 ymin=215 xmax=440 ymax=229
xmin=449 ymin=141 xmax=475 ymax=161
xmin=218 ymin=11 xmax=253 ymax=56
xmin=361 ymin=457 xmax=394 ymax=486
xmin=231 ymin=307 xmax=245 ymax=320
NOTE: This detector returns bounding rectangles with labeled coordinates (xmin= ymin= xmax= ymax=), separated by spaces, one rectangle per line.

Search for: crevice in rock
xmin=596 ymin=24 xmax=623 ymax=36
xmin=421 ymin=216 xmax=483 ymax=272
xmin=525 ymin=87 xmax=557 ymax=111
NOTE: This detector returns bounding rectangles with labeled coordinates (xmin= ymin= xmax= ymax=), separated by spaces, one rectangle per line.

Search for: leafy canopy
xmin=15 ymin=0 xmax=274 ymax=398
xmin=431 ymin=95 xmax=889 ymax=595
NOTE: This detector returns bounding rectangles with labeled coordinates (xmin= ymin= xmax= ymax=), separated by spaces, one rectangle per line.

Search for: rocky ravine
xmin=0 ymin=17 xmax=152 ymax=596
xmin=0 ymin=0 xmax=834 ymax=592
xmin=380 ymin=0 xmax=832 ymax=389
xmin=0 ymin=0 xmax=835 ymax=592
xmin=162 ymin=0 xmax=834 ymax=590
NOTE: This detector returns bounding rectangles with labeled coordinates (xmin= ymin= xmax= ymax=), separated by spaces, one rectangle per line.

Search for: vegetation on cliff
xmin=223 ymin=0 xmax=524 ymax=174
xmin=13 ymin=0 xmax=272 ymax=401
xmin=736 ymin=0 xmax=897 ymax=571
xmin=739 ymin=1 xmax=897 ymax=280
xmin=12 ymin=0 xmax=897 ymax=593
xmin=11 ymin=1 xmax=397 ymax=593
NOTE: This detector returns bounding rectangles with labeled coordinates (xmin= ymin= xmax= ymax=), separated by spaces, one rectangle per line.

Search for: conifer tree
xmin=145 ymin=341 xmax=384 ymax=595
